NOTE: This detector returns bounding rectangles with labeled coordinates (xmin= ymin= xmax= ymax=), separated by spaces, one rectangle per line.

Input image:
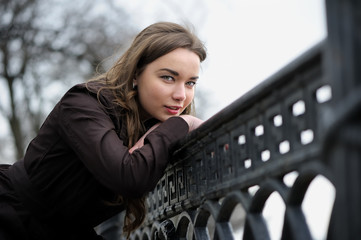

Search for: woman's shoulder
xmin=58 ymin=82 xmax=124 ymax=131
xmin=61 ymin=81 xmax=114 ymax=106
xmin=66 ymin=81 xmax=103 ymax=95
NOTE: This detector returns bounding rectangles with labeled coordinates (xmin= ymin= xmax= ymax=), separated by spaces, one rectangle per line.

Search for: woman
xmin=0 ymin=22 xmax=206 ymax=239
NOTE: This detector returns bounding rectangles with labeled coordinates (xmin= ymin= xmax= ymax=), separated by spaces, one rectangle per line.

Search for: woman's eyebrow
xmin=158 ymin=68 xmax=179 ymax=76
xmin=158 ymin=68 xmax=199 ymax=79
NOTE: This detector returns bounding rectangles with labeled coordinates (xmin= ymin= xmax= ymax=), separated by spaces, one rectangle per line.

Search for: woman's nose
xmin=172 ymin=85 xmax=186 ymax=101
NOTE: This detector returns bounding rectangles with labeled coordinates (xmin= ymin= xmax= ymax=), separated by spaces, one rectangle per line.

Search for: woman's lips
xmin=165 ymin=106 xmax=182 ymax=115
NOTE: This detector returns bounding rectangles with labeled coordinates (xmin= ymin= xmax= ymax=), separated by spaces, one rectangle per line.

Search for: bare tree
xmin=0 ymin=0 xmax=136 ymax=162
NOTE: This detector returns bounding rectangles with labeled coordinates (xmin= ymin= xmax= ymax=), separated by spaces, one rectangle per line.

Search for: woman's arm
xmin=57 ymin=86 xmax=191 ymax=198
xmin=129 ymin=123 xmax=161 ymax=154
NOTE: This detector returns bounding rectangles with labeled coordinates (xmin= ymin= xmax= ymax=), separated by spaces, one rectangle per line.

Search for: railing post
xmin=324 ymin=0 xmax=361 ymax=239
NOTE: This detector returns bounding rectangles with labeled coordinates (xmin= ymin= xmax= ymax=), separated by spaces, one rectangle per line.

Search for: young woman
xmin=0 ymin=22 xmax=206 ymax=239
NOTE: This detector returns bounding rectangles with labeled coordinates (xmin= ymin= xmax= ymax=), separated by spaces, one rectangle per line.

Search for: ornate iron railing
xmin=97 ymin=0 xmax=361 ymax=239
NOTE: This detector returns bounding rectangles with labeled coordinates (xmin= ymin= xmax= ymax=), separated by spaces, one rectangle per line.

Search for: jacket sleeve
xmin=57 ymin=87 xmax=189 ymax=198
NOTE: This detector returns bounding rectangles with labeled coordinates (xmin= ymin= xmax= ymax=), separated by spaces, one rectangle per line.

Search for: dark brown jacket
xmin=0 ymin=83 xmax=188 ymax=239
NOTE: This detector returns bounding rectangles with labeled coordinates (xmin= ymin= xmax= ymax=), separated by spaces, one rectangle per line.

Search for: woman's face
xmin=134 ymin=48 xmax=201 ymax=122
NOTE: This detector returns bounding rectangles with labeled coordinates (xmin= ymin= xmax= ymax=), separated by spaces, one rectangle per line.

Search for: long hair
xmin=88 ymin=22 xmax=206 ymax=236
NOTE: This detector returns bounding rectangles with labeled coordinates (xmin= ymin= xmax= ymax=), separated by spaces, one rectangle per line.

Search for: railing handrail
xmin=173 ymin=40 xmax=325 ymax=160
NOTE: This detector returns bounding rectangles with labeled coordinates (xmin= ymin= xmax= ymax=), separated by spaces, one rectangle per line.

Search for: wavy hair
xmin=88 ymin=22 xmax=206 ymax=237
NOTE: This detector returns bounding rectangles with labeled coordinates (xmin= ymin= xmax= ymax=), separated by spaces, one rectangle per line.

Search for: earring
xmin=132 ymin=82 xmax=137 ymax=89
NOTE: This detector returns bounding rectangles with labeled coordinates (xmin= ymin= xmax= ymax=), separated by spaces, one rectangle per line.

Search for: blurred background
xmin=0 ymin=0 xmax=326 ymax=164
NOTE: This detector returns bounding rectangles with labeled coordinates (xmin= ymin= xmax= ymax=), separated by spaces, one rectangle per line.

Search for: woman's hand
xmin=129 ymin=116 xmax=203 ymax=154
xmin=129 ymin=123 xmax=161 ymax=154
xmin=179 ymin=115 xmax=204 ymax=132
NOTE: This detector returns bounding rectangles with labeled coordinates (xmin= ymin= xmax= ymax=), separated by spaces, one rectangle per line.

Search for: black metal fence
xmin=98 ymin=0 xmax=361 ymax=239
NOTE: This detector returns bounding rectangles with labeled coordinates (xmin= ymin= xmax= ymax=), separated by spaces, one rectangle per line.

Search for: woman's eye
xmin=161 ymin=75 xmax=174 ymax=81
xmin=186 ymin=81 xmax=197 ymax=87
